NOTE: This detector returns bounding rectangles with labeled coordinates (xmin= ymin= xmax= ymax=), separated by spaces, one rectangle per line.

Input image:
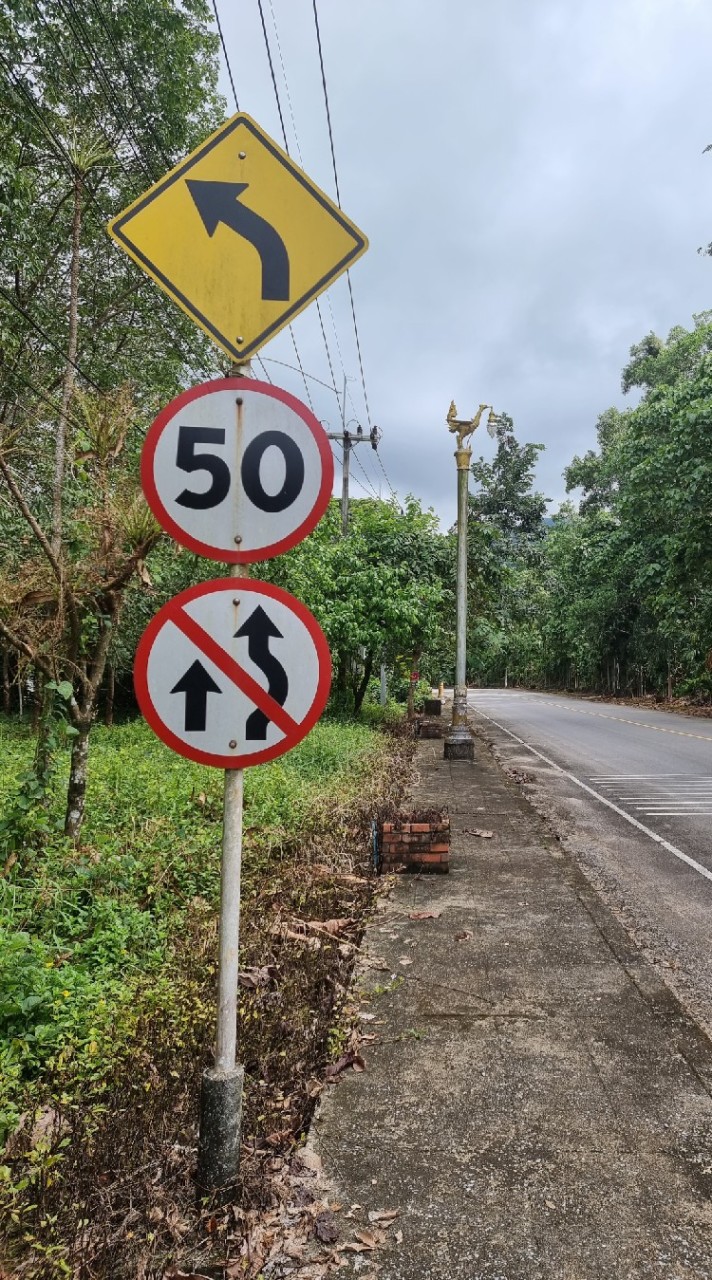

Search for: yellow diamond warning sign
xmin=107 ymin=113 xmax=368 ymax=361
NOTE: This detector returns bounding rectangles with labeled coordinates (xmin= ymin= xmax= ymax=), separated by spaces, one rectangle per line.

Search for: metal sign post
xmin=197 ymin=762 xmax=245 ymax=1189
xmin=198 ymin=561 xmax=245 ymax=1193
xmin=134 ymin=577 xmax=331 ymax=1189
xmin=110 ymin=107 xmax=368 ymax=1195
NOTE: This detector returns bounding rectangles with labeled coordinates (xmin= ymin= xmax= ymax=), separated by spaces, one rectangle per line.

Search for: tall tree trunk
xmin=65 ymin=720 xmax=90 ymax=840
xmin=51 ymin=170 xmax=82 ymax=557
xmin=104 ymin=662 xmax=115 ymax=727
xmin=31 ymin=669 xmax=43 ymax=731
xmin=34 ymin=676 xmax=55 ymax=786
xmin=353 ymin=652 xmax=374 ymax=716
xmin=2 ymin=645 xmax=10 ymax=714
xmin=63 ymin=600 xmax=120 ymax=839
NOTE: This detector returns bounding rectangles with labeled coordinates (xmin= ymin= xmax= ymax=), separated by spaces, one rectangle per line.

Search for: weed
xmin=0 ymin=713 xmax=415 ymax=1278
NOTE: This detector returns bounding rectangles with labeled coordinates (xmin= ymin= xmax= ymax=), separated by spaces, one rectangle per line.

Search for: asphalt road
xmin=468 ymin=689 xmax=712 ymax=1036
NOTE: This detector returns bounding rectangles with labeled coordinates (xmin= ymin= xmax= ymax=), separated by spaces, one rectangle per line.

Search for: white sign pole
xmin=216 ymin=764 xmax=243 ymax=1075
xmin=197 ymin=389 xmax=249 ymax=1194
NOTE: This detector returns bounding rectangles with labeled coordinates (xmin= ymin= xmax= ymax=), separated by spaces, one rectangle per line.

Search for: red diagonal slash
xmin=165 ymin=601 xmax=299 ymax=738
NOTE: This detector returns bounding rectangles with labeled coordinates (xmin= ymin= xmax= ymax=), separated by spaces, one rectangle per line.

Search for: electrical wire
xmin=260 ymin=357 xmax=339 ymax=395
xmin=252 ymin=0 xmax=342 ymax=411
xmin=256 ymin=0 xmax=288 ymax=149
xmin=0 ymin=284 xmax=104 ymax=393
xmin=311 ymin=0 xmax=373 ymax=431
xmin=255 ymin=355 xmax=273 ymax=383
xmin=210 ymin=0 xmax=240 ymax=111
xmin=208 ymin=0 xmax=321 ymax=408
xmin=350 ymin=446 xmax=381 ymax=500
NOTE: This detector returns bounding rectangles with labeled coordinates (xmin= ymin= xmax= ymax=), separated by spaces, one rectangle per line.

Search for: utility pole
xmin=443 ymin=400 xmax=500 ymax=762
xmin=326 ymin=377 xmax=381 ymax=535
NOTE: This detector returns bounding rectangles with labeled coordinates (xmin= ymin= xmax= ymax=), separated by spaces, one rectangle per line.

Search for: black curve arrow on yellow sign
xmin=186 ymin=179 xmax=290 ymax=302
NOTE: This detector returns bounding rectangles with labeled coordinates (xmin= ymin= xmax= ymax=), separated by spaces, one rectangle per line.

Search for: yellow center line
xmin=546 ymin=700 xmax=712 ymax=744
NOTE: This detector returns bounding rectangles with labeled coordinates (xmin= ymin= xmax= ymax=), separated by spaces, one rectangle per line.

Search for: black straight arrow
xmin=170 ymin=660 xmax=221 ymax=732
xmin=235 ymin=605 xmax=288 ymax=740
xmin=186 ymin=179 xmax=290 ymax=301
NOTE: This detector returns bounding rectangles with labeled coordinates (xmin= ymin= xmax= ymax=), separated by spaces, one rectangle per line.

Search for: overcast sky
xmin=214 ymin=0 xmax=712 ymax=529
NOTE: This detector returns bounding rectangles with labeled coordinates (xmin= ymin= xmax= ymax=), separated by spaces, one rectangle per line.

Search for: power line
xmin=208 ymin=0 xmax=332 ymax=410
xmin=0 ymin=284 xmax=104 ymax=393
xmin=256 ymin=0 xmax=288 ymax=150
xmin=210 ymin=0 xmax=240 ymax=111
xmin=267 ymin=0 xmax=301 ymax=160
xmin=260 ymin=356 xmax=339 ymax=395
xmin=310 ymin=0 xmax=373 ymax=430
xmin=255 ymin=355 xmax=273 ymax=383
xmin=253 ymin=0 xmax=342 ymax=412
xmin=288 ymin=329 xmax=315 ymax=412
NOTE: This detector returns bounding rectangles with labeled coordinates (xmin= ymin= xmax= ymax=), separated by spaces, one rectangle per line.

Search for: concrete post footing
xmin=197 ymin=1065 xmax=244 ymax=1193
xmin=444 ymin=730 xmax=475 ymax=760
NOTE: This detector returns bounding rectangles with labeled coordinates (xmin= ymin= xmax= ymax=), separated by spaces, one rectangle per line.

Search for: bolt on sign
xmin=107 ymin=112 xmax=368 ymax=360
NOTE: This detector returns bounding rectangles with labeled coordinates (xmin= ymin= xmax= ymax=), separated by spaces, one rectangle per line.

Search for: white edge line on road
xmin=474 ymin=709 xmax=712 ymax=887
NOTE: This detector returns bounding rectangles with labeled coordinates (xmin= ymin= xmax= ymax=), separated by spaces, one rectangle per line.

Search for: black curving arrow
xmin=186 ymin=179 xmax=290 ymax=301
xmin=235 ymin=605 xmax=288 ymax=740
xmin=170 ymin=660 xmax=221 ymax=732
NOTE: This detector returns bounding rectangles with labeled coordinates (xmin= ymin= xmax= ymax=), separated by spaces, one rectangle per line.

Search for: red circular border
xmin=141 ymin=378 xmax=334 ymax=562
xmin=134 ymin=578 xmax=332 ymax=769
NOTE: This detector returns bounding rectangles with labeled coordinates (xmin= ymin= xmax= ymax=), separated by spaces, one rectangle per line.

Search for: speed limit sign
xmin=141 ymin=378 xmax=334 ymax=562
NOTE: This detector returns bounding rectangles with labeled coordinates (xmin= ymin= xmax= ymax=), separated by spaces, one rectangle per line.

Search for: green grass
xmin=0 ymin=714 xmax=393 ymax=1146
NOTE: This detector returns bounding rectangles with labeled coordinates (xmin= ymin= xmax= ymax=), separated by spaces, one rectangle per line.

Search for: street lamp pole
xmin=444 ymin=401 xmax=499 ymax=761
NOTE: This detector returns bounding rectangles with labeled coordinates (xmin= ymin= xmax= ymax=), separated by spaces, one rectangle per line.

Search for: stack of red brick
xmin=379 ymin=816 xmax=450 ymax=873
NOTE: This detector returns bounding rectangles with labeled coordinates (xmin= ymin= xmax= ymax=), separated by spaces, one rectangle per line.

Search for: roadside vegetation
xmin=0 ymin=712 xmax=414 ymax=1277
xmin=465 ymin=314 xmax=712 ymax=703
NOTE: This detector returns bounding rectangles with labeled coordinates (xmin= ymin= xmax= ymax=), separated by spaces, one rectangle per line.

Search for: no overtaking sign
xmin=134 ymin=579 xmax=331 ymax=770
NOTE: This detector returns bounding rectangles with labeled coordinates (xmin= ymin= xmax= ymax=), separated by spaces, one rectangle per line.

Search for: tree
xmin=262 ymin=498 xmax=451 ymax=714
xmin=470 ymin=413 xmax=547 ymax=539
xmin=466 ymin=414 xmax=548 ymax=685
xmin=0 ymin=0 xmax=224 ymax=836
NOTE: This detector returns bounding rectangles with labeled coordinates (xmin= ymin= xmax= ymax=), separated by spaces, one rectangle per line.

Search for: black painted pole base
xmin=197 ymin=1065 xmax=244 ymax=1194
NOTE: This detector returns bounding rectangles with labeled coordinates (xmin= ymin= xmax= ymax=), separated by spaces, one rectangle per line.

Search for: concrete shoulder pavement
xmin=312 ymin=736 xmax=712 ymax=1278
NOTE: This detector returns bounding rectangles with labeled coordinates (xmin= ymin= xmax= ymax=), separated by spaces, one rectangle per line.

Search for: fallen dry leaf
xmin=306 ymin=917 xmax=356 ymax=937
xmin=398 ymin=957 xmax=413 ymax=966
xmin=367 ymin=1208 xmax=400 ymax=1224
xmin=355 ymin=1228 xmax=385 ymax=1248
xmin=408 ymin=910 xmax=441 ymax=920
xmin=464 ymin=828 xmax=494 ymax=838
xmin=310 ymin=864 xmax=370 ymax=886
xmin=295 ymin=1146 xmax=323 ymax=1175
xmin=163 ymin=1272 xmax=213 ymax=1279
xmin=325 ymin=1051 xmax=366 ymax=1081
xmin=394 ymin=1228 xmax=404 ymax=1244
xmin=238 ymin=964 xmax=278 ymax=989
xmin=314 ymin=1209 xmax=339 ymax=1244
